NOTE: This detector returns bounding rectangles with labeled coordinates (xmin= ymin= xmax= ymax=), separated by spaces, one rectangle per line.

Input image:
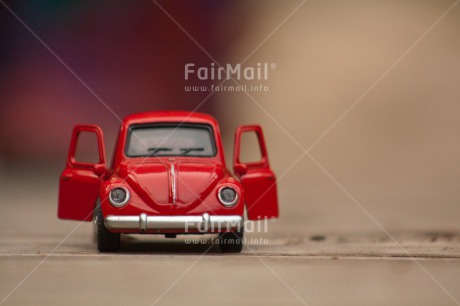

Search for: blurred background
xmin=1 ymin=0 xmax=460 ymax=237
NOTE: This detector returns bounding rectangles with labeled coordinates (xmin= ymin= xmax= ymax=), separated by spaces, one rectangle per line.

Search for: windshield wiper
xmin=147 ymin=147 xmax=173 ymax=156
xmin=180 ymin=147 xmax=204 ymax=155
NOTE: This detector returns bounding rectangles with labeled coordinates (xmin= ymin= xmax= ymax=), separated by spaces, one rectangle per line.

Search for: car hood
xmin=120 ymin=160 xmax=224 ymax=205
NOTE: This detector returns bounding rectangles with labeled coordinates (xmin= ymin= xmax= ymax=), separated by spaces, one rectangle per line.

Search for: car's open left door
xmin=234 ymin=125 xmax=279 ymax=220
xmin=58 ymin=125 xmax=106 ymax=221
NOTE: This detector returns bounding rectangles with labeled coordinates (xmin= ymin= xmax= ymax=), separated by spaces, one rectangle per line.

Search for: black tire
xmin=219 ymin=226 xmax=244 ymax=253
xmin=96 ymin=205 xmax=120 ymax=252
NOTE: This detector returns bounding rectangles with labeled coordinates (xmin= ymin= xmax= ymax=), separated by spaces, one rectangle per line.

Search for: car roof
xmin=122 ymin=111 xmax=218 ymax=127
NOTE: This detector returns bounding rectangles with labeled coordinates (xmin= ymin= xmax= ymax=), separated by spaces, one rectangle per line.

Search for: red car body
xmin=58 ymin=111 xmax=278 ymax=252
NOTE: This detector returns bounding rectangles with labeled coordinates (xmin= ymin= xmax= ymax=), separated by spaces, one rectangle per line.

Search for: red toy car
xmin=58 ymin=111 xmax=278 ymax=252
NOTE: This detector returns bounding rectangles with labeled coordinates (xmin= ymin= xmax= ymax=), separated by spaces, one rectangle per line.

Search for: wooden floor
xmin=1 ymin=170 xmax=459 ymax=305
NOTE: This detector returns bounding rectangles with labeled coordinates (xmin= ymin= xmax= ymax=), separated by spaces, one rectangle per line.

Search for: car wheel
xmin=96 ymin=204 xmax=120 ymax=252
xmin=219 ymin=226 xmax=244 ymax=253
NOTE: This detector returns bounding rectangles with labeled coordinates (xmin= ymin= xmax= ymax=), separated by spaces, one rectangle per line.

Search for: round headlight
xmin=109 ymin=187 xmax=130 ymax=207
xmin=218 ymin=187 xmax=238 ymax=207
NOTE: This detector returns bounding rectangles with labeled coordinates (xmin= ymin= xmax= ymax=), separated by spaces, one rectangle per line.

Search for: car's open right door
xmin=58 ymin=125 xmax=106 ymax=221
xmin=233 ymin=125 xmax=279 ymax=220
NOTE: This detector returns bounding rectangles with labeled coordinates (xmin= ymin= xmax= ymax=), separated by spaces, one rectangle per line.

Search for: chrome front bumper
xmin=104 ymin=213 xmax=243 ymax=233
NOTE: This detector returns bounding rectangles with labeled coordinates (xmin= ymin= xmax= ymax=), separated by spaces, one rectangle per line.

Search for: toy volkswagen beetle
xmin=58 ymin=111 xmax=278 ymax=253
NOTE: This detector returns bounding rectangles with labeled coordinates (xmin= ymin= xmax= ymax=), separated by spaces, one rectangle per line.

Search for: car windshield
xmin=125 ymin=124 xmax=216 ymax=157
